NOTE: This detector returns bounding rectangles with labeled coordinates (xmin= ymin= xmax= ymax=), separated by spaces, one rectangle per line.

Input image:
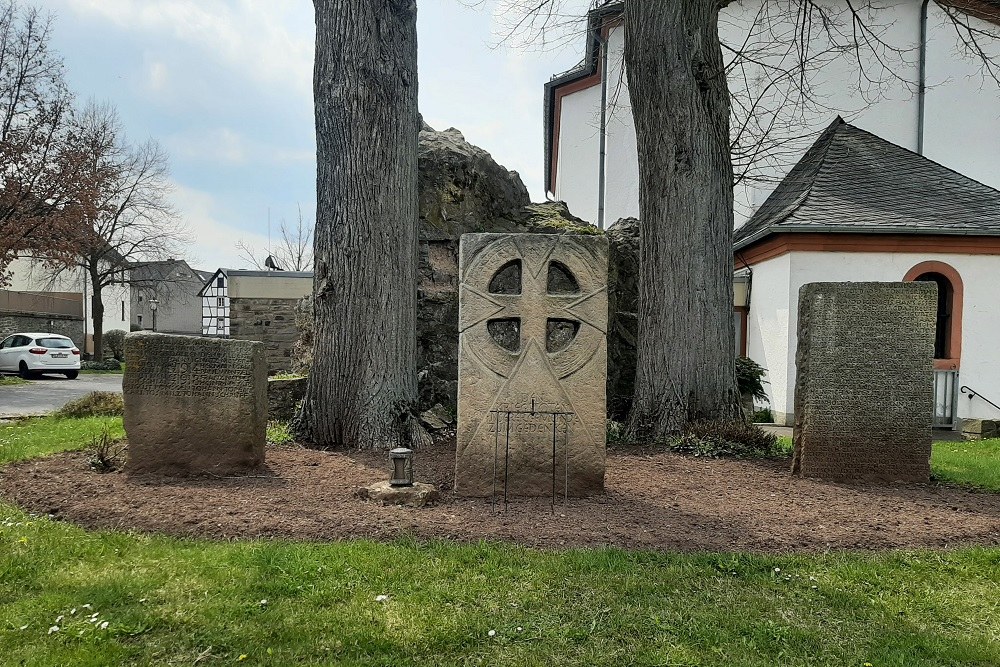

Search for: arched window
xmin=914 ymin=272 xmax=952 ymax=359
xmin=903 ymin=261 xmax=963 ymax=368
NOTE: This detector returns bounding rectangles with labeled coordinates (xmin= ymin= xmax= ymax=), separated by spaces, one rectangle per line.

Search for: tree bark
xmin=90 ymin=264 xmax=105 ymax=362
xmin=298 ymin=0 xmax=423 ymax=449
xmin=623 ymin=0 xmax=740 ymax=439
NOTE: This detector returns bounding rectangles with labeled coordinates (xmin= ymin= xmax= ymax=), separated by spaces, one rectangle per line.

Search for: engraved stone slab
xmin=456 ymin=233 xmax=608 ymax=497
xmin=792 ymin=282 xmax=936 ymax=482
xmin=123 ymin=331 xmax=267 ymax=475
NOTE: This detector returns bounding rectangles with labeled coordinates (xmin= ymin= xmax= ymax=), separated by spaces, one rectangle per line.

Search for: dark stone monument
xmin=123 ymin=331 xmax=267 ymax=475
xmin=792 ymin=282 xmax=937 ymax=482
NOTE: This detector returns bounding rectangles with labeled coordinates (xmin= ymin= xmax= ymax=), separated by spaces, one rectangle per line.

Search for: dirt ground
xmin=2 ymin=441 xmax=1000 ymax=553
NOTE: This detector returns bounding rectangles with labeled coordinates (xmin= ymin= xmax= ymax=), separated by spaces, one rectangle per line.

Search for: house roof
xmin=733 ymin=117 xmax=1000 ymax=250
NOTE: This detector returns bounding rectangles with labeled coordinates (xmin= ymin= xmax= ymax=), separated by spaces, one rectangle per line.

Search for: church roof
xmin=733 ymin=117 xmax=1000 ymax=250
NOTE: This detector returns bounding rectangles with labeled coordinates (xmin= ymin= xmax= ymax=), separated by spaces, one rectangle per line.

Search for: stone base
xmin=960 ymin=419 xmax=1000 ymax=441
xmin=355 ymin=481 xmax=439 ymax=507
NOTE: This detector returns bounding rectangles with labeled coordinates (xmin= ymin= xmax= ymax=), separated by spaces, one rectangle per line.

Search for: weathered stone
xmin=792 ymin=282 xmax=936 ymax=482
xmin=268 ymin=376 xmax=307 ymax=421
xmin=456 ymin=233 xmax=608 ymax=497
xmin=960 ymin=419 xmax=1000 ymax=440
xmin=420 ymin=403 xmax=453 ymax=431
xmin=355 ymin=481 xmax=439 ymax=507
xmin=123 ymin=331 xmax=267 ymax=475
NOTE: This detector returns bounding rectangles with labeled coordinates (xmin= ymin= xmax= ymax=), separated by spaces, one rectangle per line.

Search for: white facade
xmin=747 ymin=250 xmax=1000 ymax=425
xmin=5 ymin=256 xmax=130 ymax=354
xmin=201 ymin=270 xmax=230 ymax=337
xmin=549 ymin=1 xmax=1000 ymax=226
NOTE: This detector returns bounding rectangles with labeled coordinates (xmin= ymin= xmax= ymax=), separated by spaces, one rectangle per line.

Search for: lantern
xmin=389 ymin=448 xmax=414 ymax=487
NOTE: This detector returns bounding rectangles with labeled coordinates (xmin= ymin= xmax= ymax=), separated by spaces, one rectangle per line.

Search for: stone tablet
xmin=123 ymin=331 xmax=267 ymax=475
xmin=456 ymin=233 xmax=608 ymax=497
xmin=792 ymin=282 xmax=936 ymax=482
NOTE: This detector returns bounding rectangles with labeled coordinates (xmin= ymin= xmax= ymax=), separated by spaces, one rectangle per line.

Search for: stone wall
xmin=229 ymin=297 xmax=300 ymax=373
xmin=0 ymin=311 xmax=84 ymax=345
xmin=792 ymin=282 xmax=937 ymax=482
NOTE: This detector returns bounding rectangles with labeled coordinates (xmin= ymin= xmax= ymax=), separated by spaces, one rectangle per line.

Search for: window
xmin=0 ymin=336 xmax=13 ymax=349
xmin=915 ymin=272 xmax=953 ymax=359
xmin=217 ymin=297 xmax=224 ymax=307
xmin=138 ymin=294 xmax=143 ymax=303
xmin=904 ymin=261 xmax=963 ymax=366
xmin=216 ymin=276 xmax=224 ymax=288
xmin=137 ymin=314 xmax=143 ymax=327
xmin=121 ymin=300 xmax=125 ymax=321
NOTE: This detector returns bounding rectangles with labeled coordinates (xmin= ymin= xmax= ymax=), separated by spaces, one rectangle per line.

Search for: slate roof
xmin=733 ymin=117 xmax=1000 ymax=250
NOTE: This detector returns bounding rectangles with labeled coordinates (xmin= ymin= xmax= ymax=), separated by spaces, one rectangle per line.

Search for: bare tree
xmin=297 ymin=0 xmax=425 ymax=450
xmin=505 ymin=0 xmax=1000 ymax=439
xmin=235 ymin=204 xmax=314 ymax=271
xmin=54 ymin=102 xmax=188 ymax=359
xmin=0 ymin=1 xmax=82 ymax=283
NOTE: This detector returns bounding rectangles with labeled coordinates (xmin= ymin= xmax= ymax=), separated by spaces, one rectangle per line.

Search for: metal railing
xmin=0 ymin=289 xmax=84 ymax=318
xmin=960 ymin=385 xmax=1000 ymax=414
xmin=933 ymin=369 xmax=959 ymax=429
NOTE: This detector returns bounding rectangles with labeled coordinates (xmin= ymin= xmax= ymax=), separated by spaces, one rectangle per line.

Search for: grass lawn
xmin=1 ymin=419 xmax=1000 ymax=665
xmin=932 ymin=439 xmax=1000 ymax=491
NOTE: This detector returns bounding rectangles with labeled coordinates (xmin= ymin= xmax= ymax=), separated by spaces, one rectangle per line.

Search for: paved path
xmin=0 ymin=374 xmax=123 ymax=418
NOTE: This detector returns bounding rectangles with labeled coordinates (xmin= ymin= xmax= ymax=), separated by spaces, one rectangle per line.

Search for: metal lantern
xmin=389 ymin=448 xmax=414 ymax=487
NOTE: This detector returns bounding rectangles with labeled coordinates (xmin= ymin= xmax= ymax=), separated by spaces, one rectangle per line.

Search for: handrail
xmin=960 ymin=385 xmax=1000 ymax=414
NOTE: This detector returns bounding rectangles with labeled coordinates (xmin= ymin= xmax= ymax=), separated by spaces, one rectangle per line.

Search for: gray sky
xmin=44 ymin=0 xmax=590 ymax=271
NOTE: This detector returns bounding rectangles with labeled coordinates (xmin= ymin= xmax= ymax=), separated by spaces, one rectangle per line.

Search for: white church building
xmin=546 ymin=1 xmax=1000 ymax=428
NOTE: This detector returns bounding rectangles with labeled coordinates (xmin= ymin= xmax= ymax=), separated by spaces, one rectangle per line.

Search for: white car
xmin=0 ymin=332 xmax=81 ymax=379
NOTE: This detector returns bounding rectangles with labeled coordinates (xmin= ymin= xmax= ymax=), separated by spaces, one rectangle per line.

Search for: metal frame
xmin=490 ymin=401 xmax=574 ymax=514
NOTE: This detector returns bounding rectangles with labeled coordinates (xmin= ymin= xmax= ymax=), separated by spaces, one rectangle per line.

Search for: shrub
xmin=267 ymin=421 xmax=294 ymax=446
xmin=56 ymin=391 xmax=124 ymax=418
xmin=752 ymin=407 xmax=774 ymax=423
xmin=667 ymin=419 xmax=782 ymax=459
xmin=104 ymin=329 xmax=127 ymax=361
xmin=606 ymin=419 xmax=626 ymax=445
xmin=81 ymin=359 xmax=122 ymax=371
xmin=735 ymin=357 xmax=769 ymax=403
xmin=89 ymin=425 xmax=126 ymax=473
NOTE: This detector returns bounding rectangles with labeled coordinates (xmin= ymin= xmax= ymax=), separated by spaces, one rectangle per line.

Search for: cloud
xmin=170 ymin=183 xmax=271 ymax=271
xmin=61 ymin=0 xmax=313 ymax=95
xmin=165 ymin=127 xmax=313 ymax=167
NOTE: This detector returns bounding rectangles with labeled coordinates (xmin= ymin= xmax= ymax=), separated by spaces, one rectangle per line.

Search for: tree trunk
xmin=90 ymin=270 xmax=105 ymax=362
xmin=297 ymin=0 xmax=423 ymax=449
xmin=623 ymin=0 xmax=740 ymax=440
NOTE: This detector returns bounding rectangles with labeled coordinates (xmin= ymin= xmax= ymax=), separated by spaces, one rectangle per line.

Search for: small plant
xmin=752 ymin=407 xmax=774 ymax=423
xmin=668 ymin=419 xmax=782 ymax=459
xmin=103 ymin=329 xmax=127 ymax=361
xmin=606 ymin=419 xmax=627 ymax=445
xmin=89 ymin=425 xmax=127 ymax=472
xmin=736 ymin=357 xmax=769 ymax=403
xmin=267 ymin=421 xmax=295 ymax=446
xmin=56 ymin=392 xmax=124 ymax=418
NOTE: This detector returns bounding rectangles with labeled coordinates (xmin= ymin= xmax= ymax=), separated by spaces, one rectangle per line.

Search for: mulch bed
xmin=2 ymin=441 xmax=1000 ymax=553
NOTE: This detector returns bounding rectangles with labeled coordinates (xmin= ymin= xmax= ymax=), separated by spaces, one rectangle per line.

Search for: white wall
xmin=552 ymin=1 xmax=1000 ymax=227
xmin=748 ymin=251 xmax=1000 ymax=424
xmin=744 ymin=253 xmax=793 ymax=423
xmin=5 ymin=256 xmax=129 ymax=353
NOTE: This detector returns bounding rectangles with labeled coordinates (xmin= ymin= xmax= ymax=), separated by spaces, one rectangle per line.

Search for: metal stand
xmin=490 ymin=402 xmax=574 ymax=515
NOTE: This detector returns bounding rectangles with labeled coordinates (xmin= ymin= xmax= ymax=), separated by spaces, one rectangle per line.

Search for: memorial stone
xmin=123 ymin=331 xmax=267 ymax=475
xmin=456 ymin=233 xmax=608 ymax=497
xmin=792 ymin=282 xmax=936 ymax=482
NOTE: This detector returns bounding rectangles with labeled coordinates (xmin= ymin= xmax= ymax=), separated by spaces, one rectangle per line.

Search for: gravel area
xmin=2 ymin=442 xmax=999 ymax=553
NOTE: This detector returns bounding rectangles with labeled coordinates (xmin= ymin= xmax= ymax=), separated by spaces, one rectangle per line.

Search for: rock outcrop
xmin=293 ymin=124 xmax=638 ymax=419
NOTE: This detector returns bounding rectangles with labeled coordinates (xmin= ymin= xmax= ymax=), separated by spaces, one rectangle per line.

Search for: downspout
xmin=597 ymin=26 xmax=610 ymax=230
xmin=917 ymin=0 xmax=931 ymax=155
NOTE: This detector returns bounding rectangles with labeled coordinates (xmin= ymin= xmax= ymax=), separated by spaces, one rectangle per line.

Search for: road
xmin=0 ymin=373 xmax=123 ymax=418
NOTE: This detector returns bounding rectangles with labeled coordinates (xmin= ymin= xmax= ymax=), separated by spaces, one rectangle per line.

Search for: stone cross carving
xmin=455 ymin=233 xmax=608 ymax=497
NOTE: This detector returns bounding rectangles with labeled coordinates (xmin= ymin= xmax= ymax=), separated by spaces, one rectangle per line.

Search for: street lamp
xmin=148 ymin=298 xmax=159 ymax=332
